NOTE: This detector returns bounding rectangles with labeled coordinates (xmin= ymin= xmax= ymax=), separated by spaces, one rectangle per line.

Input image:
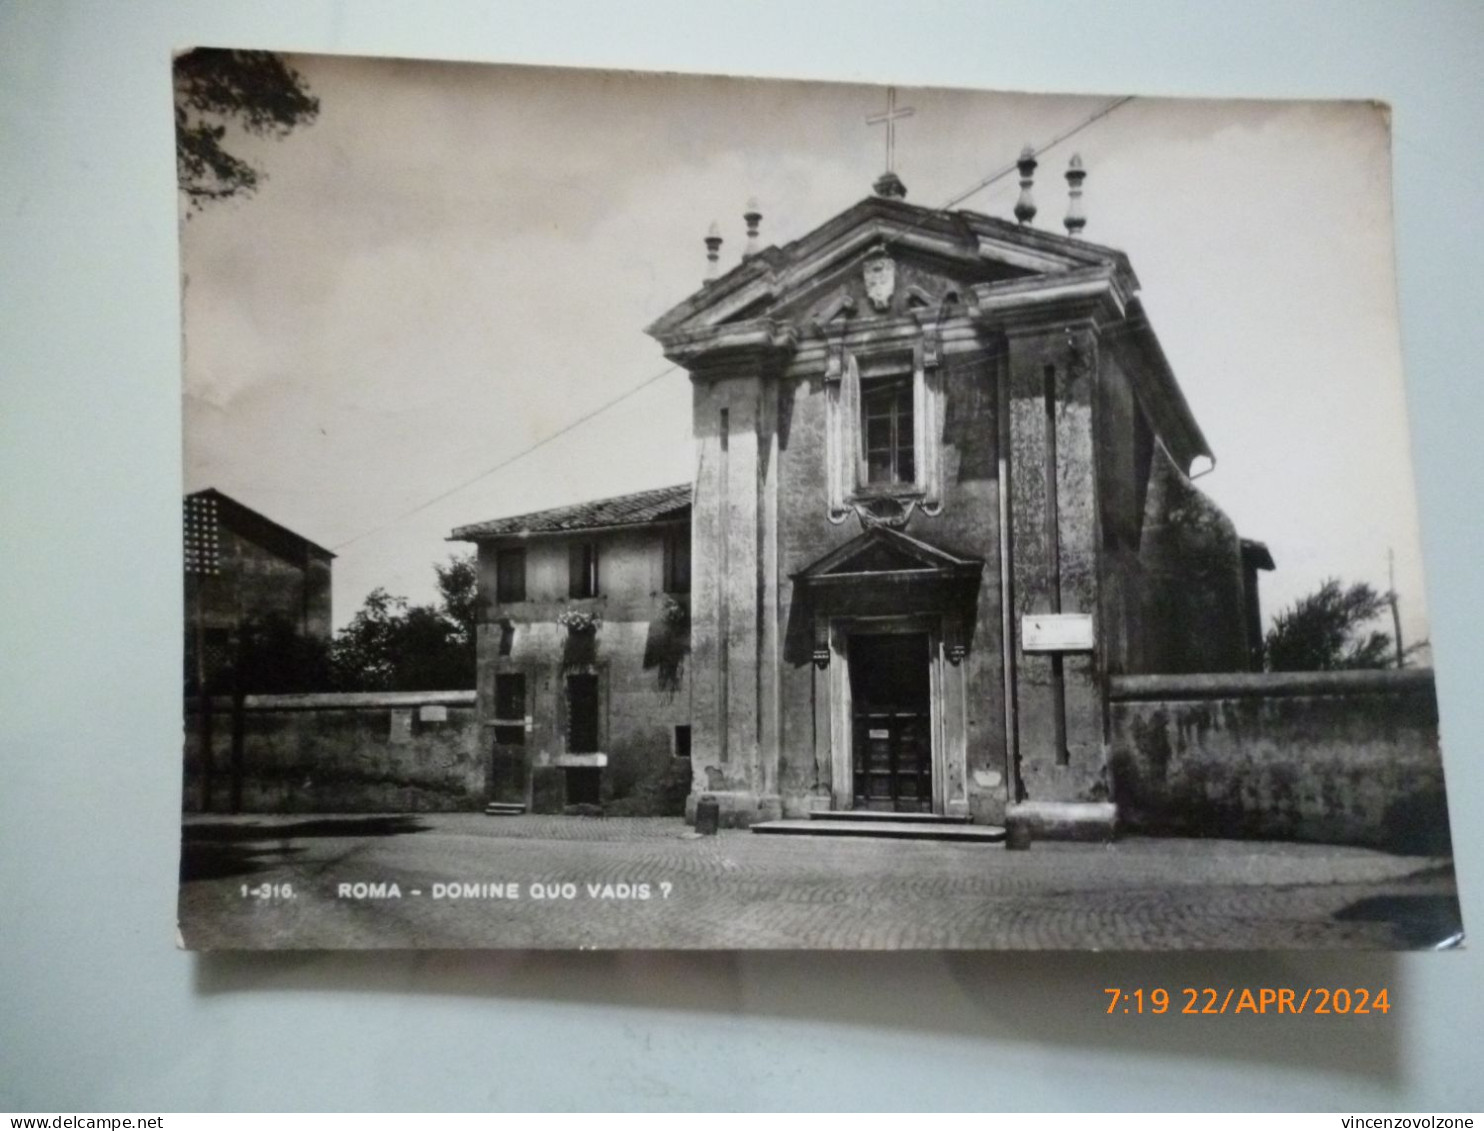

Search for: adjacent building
xmin=184 ymin=487 xmax=335 ymax=692
xmin=451 ymin=484 xmax=694 ymax=815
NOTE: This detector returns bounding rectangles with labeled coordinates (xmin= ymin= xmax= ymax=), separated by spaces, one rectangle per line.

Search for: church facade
xmin=457 ymin=164 xmax=1269 ymax=828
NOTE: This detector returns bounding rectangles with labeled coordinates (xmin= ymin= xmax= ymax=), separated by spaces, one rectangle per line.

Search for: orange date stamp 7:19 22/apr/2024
xmin=1106 ymin=987 xmax=1392 ymax=1015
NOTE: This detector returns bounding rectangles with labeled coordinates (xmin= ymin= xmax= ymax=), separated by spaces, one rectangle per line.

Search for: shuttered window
xmin=495 ymin=548 xmax=526 ymax=603
xmin=663 ymin=527 xmax=690 ymax=594
xmin=566 ymin=673 xmax=600 ymax=753
xmin=568 ymin=541 xmax=599 ymax=598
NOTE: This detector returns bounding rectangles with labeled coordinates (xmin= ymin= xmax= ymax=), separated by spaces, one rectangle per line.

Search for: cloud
xmin=181 ymin=57 xmax=1426 ymax=639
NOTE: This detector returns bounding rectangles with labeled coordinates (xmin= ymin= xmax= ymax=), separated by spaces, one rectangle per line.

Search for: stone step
xmin=752 ymin=819 xmax=1005 ymax=843
xmin=808 ymin=809 xmax=972 ymax=825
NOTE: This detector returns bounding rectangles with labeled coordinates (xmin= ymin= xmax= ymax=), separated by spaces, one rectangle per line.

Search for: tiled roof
xmin=450 ymin=484 xmax=691 ymax=540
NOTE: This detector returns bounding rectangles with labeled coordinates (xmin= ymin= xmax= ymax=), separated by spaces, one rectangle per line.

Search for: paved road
xmin=177 ymin=813 xmax=1462 ymax=950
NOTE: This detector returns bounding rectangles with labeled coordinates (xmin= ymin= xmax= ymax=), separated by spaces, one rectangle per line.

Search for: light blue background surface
xmin=2 ymin=0 xmax=1482 ymax=1111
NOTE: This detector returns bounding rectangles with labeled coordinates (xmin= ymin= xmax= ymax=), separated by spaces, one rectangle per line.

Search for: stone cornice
xmin=188 ymin=690 xmax=478 ymax=712
xmin=1109 ymin=669 xmax=1436 ymax=702
xmin=968 ymin=264 xmax=1132 ymax=331
xmin=646 ymin=196 xmax=1131 ymax=342
xmin=782 ymin=315 xmax=987 ymax=377
xmin=1102 ymin=296 xmax=1212 ymax=472
xmin=656 ymin=318 xmax=799 ymax=372
xmin=668 ymin=310 xmax=1000 ymax=382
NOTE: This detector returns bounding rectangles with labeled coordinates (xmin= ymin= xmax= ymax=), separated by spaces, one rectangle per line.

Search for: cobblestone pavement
xmin=177 ymin=813 xmax=1463 ymax=950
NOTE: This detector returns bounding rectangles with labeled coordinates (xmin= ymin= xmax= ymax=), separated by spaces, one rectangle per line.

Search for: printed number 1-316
xmin=240 ymin=883 xmax=294 ymax=899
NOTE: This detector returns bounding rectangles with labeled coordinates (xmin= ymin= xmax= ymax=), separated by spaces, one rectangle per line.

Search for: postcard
xmin=177 ymin=51 xmax=1461 ymax=950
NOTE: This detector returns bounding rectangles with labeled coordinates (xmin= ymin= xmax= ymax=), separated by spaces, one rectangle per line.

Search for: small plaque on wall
xmin=1021 ymin=613 xmax=1095 ymax=652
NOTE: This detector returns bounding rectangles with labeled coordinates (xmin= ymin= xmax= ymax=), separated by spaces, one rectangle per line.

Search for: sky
xmin=180 ymin=54 xmax=1429 ymax=649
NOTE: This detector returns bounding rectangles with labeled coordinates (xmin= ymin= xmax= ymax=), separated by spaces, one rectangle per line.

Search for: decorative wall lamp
xmin=946 ymin=621 xmax=967 ymax=666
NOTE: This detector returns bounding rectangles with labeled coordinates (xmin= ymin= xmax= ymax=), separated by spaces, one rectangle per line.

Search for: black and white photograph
xmin=175 ymin=51 xmax=1463 ymax=951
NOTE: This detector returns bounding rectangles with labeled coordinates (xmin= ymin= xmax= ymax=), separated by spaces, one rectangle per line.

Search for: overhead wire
xmin=328 ymin=94 xmax=1136 ymax=553
xmin=330 ymin=363 xmax=678 ymax=551
xmin=882 ymin=94 xmax=1135 ymax=251
xmin=938 ymin=95 xmax=1134 ymax=212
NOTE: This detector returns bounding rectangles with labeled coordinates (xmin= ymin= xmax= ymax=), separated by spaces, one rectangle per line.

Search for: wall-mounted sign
xmin=1021 ymin=613 xmax=1095 ymax=653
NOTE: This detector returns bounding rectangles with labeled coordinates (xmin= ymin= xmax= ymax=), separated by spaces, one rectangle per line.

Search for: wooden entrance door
xmin=491 ymin=672 xmax=527 ymax=805
xmin=849 ymin=632 xmax=932 ymax=812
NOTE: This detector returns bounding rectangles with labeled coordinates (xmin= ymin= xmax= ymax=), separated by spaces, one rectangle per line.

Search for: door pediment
xmin=795 ymin=528 xmax=983 ymax=618
xmin=799 ymin=526 xmax=979 ymax=579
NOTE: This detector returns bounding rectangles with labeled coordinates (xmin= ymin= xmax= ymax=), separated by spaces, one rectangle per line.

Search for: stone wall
xmin=1108 ymin=670 xmax=1451 ymax=851
xmin=183 ymin=691 xmax=481 ymax=813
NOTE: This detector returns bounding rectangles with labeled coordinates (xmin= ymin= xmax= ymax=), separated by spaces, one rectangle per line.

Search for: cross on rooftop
xmin=866 ymin=86 xmax=915 ymax=174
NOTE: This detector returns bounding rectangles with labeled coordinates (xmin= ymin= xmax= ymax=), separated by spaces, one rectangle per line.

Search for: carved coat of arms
xmin=863 ymin=252 xmax=895 ymax=312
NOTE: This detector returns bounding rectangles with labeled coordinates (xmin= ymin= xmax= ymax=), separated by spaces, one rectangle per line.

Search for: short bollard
xmin=1005 ymin=818 xmax=1032 ymax=851
xmin=694 ymin=794 xmax=720 ymax=836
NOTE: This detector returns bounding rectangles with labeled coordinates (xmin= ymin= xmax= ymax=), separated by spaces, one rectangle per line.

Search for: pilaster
xmin=1007 ymin=325 xmax=1105 ymax=801
xmin=685 ymin=348 xmax=787 ymax=825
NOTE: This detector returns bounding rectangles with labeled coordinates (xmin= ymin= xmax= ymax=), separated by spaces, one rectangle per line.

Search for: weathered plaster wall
xmin=476 ymin=525 xmax=691 ymax=816
xmin=769 ymin=343 xmax=1009 ymax=822
xmin=1094 ymin=346 xmax=1154 ymax=677
xmin=183 ymin=691 xmax=480 ymax=813
xmin=905 ymin=350 xmax=1008 ymax=822
xmin=1108 ymin=670 xmax=1451 ymax=851
xmin=775 ymin=368 xmax=836 ymax=817
xmin=688 ymin=372 xmax=772 ymax=824
xmin=1008 ymin=327 xmax=1104 ymax=804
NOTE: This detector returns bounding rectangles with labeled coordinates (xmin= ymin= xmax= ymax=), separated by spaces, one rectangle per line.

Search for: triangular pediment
xmin=758 ymin=242 xmax=1008 ymax=328
xmin=797 ymin=526 xmax=982 ymax=582
xmin=647 ymin=195 xmax=1133 ymax=342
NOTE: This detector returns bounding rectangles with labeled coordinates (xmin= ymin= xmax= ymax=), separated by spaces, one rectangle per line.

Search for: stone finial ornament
xmin=1064 ymin=153 xmax=1087 ymax=237
xmin=1014 ymin=143 xmax=1038 ymax=226
xmin=872 ymin=170 xmax=908 ymax=199
xmin=704 ymin=220 xmax=723 ymax=280
xmin=743 ymin=198 xmax=762 ymax=259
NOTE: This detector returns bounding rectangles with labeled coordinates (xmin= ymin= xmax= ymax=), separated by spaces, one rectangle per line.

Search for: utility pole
xmin=1388 ymin=549 xmax=1405 ymax=668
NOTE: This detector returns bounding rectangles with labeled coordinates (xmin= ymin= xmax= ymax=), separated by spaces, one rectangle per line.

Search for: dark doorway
xmin=490 ymin=672 xmax=526 ymax=803
xmin=565 ymin=767 xmax=602 ymax=806
xmin=566 ymin=673 xmax=600 ymax=753
xmin=849 ymin=632 xmax=932 ymax=812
